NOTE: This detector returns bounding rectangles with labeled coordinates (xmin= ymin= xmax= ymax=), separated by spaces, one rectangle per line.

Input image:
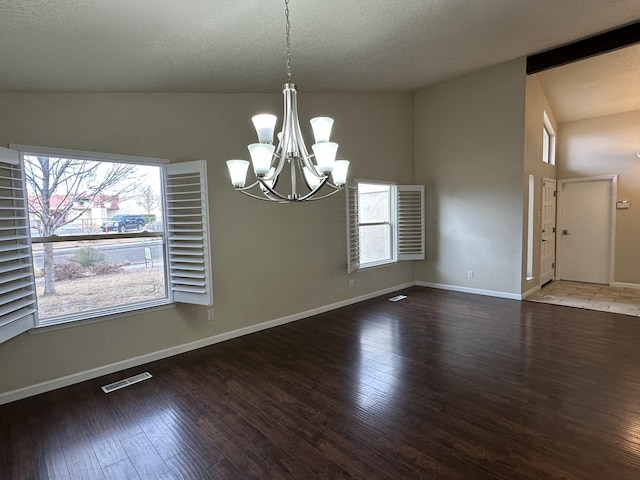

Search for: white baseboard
xmin=611 ymin=282 xmax=640 ymax=290
xmin=0 ymin=282 xmax=416 ymax=406
xmin=415 ymin=281 xmax=522 ymax=300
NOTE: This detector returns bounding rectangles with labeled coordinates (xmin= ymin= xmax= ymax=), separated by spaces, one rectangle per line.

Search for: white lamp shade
xmin=248 ymin=143 xmax=275 ymax=176
xmin=312 ymin=142 xmax=338 ymax=174
xmin=226 ymin=160 xmax=250 ymax=188
xmin=332 ymin=160 xmax=349 ymax=186
xmin=303 ymin=166 xmax=322 ymax=189
xmin=310 ymin=117 xmax=334 ymax=143
xmin=252 ymin=114 xmax=277 ymax=144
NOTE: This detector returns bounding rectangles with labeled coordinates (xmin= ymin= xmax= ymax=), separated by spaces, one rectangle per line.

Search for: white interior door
xmin=558 ymin=178 xmax=613 ymax=284
xmin=540 ymin=178 xmax=556 ymax=284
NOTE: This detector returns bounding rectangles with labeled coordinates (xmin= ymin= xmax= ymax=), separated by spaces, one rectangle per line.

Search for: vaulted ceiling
xmin=536 ymin=42 xmax=640 ymax=123
xmin=1 ymin=1 xmax=639 ymax=122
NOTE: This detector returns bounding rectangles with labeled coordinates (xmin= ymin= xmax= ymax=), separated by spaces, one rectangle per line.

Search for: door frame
xmin=556 ymin=175 xmax=617 ymax=285
xmin=539 ymin=177 xmax=556 ymax=285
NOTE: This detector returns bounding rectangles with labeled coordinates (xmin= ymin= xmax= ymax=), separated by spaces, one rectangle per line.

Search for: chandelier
xmin=226 ymin=0 xmax=349 ymax=202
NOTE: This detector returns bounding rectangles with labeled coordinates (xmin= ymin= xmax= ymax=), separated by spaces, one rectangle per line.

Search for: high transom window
xmin=542 ymin=111 xmax=556 ymax=165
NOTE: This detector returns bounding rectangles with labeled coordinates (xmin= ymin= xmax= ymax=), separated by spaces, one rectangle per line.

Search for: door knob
xmin=562 ymin=229 xmax=569 ymax=235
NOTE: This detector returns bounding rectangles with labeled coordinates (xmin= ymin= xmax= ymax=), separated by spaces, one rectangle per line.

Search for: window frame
xmin=347 ymin=180 xmax=424 ymax=273
xmin=542 ymin=111 xmax=556 ymax=166
xmin=0 ymin=144 xmax=212 ymax=339
xmin=357 ymin=181 xmax=397 ymax=269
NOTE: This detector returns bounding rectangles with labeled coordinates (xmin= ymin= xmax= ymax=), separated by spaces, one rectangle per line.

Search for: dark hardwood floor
xmin=3 ymin=286 xmax=640 ymax=479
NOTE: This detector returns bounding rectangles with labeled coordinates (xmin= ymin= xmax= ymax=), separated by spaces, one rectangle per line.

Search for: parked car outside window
xmin=101 ymin=214 xmax=146 ymax=233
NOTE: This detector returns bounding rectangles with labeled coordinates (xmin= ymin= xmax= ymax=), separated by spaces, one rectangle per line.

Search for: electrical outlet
xmin=467 ymin=270 xmax=474 ymax=279
xmin=348 ymin=278 xmax=355 ymax=288
xmin=207 ymin=308 xmax=215 ymax=321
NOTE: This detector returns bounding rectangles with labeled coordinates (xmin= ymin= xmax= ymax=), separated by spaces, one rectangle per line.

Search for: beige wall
xmin=3 ymin=61 xmax=578 ymax=398
xmin=0 ymin=92 xmax=415 ymax=396
xmin=522 ymin=75 xmax=558 ymax=293
xmin=414 ymin=59 xmax=527 ymax=296
xmin=557 ymin=110 xmax=640 ymax=285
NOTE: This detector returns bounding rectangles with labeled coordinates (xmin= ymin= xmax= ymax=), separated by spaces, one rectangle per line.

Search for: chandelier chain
xmin=285 ymin=0 xmax=292 ymax=83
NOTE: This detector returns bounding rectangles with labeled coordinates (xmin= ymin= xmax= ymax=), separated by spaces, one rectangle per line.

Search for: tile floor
xmin=526 ymin=280 xmax=640 ymax=317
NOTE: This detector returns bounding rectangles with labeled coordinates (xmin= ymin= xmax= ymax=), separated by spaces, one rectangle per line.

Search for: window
xmin=358 ymin=183 xmax=394 ymax=266
xmin=347 ymin=180 xmax=424 ymax=272
xmin=542 ymin=111 xmax=556 ymax=165
xmin=0 ymin=145 xmax=212 ymax=343
xmin=526 ymin=174 xmax=535 ymax=280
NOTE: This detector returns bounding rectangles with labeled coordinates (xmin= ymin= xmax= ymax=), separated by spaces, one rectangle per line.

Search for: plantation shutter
xmin=397 ymin=185 xmax=425 ymax=260
xmin=0 ymin=147 xmax=37 ymax=344
xmin=346 ymin=181 xmax=360 ymax=273
xmin=163 ymin=160 xmax=213 ymax=306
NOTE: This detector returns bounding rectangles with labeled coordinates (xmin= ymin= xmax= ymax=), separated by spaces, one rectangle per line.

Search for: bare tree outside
xmin=135 ymin=184 xmax=161 ymax=214
xmin=24 ymin=156 xmax=141 ymax=296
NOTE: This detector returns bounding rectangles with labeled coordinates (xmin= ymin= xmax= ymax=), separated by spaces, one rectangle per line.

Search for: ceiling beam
xmin=526 ymin=21 xmax=640 ymax=74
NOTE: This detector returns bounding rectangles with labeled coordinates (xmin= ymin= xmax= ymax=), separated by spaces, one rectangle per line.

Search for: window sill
xmin=359 ymin=258 xmax=397 ymax=270
xmin=29 ymin=301 xmax=176 ymax=335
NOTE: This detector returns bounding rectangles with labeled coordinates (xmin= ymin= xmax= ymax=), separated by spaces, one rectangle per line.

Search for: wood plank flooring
xmin=3 ymin=285 xmax=640 ymax=479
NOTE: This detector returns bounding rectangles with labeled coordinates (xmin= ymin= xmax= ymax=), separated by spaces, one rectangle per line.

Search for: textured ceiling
xmin=536 ymin=43 xmax=640 ymax=123
xmin=1 ymin=0 xmax=639 ymax=121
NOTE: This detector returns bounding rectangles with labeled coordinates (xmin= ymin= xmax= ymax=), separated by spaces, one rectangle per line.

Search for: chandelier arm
xmin=271 ymin=153 xmax=288 ymax=180
xmin=235 ymin=176 xmax=344 ymax=203
xmin=257 ymin=176 xmax=296 ymax=201
xmin=323 ymin=180 xmax=342 ymax=189
xmin=293 ymin=155 xmax=322 ymax=191
xmin=291 ymin=116 xmax=312 ymax=164
xmin=234 ymin=178 xmax=262 ymax=191
xmin=285 ymin=83 xmax=313 ymax=165
xmin=296 ymin=176 xmax=330 ymax=201
xmin=271 ymin=142 xmax=288 ymax=180
xmin=298 ymin=187 xmax=345 ymax=202
xmin=269 ymin=170 xmax=281 ymax=192
xmin=237 ymin=189 xmax=284 ymax=202
xmin=299 ymin=172 xmax=314 ymax=191
xmin=291 ymin=158 xmax=297 ymax=198
xmin=233 ymin=179 xmax=280 ymax=201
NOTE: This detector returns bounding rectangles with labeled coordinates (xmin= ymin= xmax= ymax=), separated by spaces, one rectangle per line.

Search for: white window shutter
xmin=163 ymin=160 xmax=213 ymax=306
xmin=0 ymin=147 xmax=37 ymax=344
xmin=346 ymin=181 xmax=360 ymax=273
xmin=397 ymin=185 xmax=425 ymax=261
